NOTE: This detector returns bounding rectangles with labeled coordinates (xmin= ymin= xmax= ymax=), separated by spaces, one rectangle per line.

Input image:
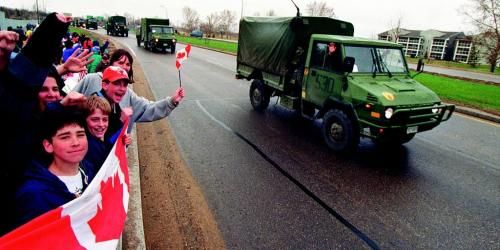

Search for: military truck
xmin=106 ymin=16 xmax=128 ymax=37
xmin=236 ymin=16 xmax=455 ymax=152
xmin=136 ymin=18 xmax=176 ymax=53
xmin=86 ymin=18 xmax=98 ymax=30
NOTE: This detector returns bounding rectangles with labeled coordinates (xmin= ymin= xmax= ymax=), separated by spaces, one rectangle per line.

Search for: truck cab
xmin=301 ymin=35 xmax=454 ymax=150
xmin=106 ymin=16 xmax=128 ymax=37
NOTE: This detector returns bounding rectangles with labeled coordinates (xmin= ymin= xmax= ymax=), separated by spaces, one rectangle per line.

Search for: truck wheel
xmin=249 ymin=79 xmax=270 ymax=112
xmin=322 ymin=109 xmax=358 ymax=152
xmin=126 ymin=32 xmax=128 ymax=37
xmin=372 ymin=133 xmax=415 ymax=147
xmin=171 ymin=45 xmax=176 ymax=54
xmin=137 ymin=39 xmax=141 ymax=47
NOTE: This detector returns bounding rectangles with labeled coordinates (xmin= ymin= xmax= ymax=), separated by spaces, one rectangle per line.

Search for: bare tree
xmin=182 ymin=6 xmax=200 ymax=32
xmin=305 ymin=1 xmax=335 ymax=17
xmin=388 ymin=16 xmax=404 ymax=42
xmin=266 ymin=9 xmax=276 ymax=16
xmin=219 ymin=9 xmax=236 ymax=39
xmin=462 ymin=0 xmax=500 ymax=72
xmin=201 ymin=12 xmax=221 ymax=37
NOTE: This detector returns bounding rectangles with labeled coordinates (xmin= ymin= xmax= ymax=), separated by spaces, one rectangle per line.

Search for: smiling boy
xmin=13 ymin=108 xmax=96 ymax=228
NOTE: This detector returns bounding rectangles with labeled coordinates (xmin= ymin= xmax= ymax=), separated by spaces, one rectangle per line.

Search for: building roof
xmin=378 ymin=29 xmax=467 ymax=39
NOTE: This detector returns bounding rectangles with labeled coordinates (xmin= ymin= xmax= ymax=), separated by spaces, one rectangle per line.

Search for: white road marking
xmin=196 ymin=100 xmax=233 ymax=132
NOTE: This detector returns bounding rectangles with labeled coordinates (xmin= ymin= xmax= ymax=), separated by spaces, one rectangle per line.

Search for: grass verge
xmin=68 ymin=27 xmax=106 ymax=44
xmin=175 ymin=36 xmax=237 ymax=54
xmin=407 ymin=57 xmax=500 ymax=75
xmin=412 ymin=72 xmax=500 ymax=113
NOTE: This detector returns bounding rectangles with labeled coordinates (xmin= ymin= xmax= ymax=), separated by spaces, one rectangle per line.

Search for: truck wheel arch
xmin=319 ymin=98 xmax=360 ymax=133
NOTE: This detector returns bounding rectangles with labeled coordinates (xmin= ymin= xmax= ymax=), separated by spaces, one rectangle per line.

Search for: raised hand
xmin=60 ymin=91 xmax=87 ymax=106
xmin=121 ymin=107 xmax=133 ymax=123
xmin=0 ymin=31 xmax=19 ymax=70
xmin=171 ymin=87 xmax=185 ymax=105
xmin=57 ymin=49 xmax=94 ymax=75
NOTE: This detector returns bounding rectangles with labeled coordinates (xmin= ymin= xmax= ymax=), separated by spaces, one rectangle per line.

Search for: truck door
xmin=303 ymin=41 xmax=344 ymax=106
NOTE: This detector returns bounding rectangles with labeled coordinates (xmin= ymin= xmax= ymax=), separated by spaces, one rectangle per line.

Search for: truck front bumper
xmin=359 ymin=104 xmax=455 ymax=138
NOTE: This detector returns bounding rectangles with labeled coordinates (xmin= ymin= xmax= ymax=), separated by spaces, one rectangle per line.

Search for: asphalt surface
xmin=408 ymin=63 xmax=500 ymax=83
xmin=104 ymin=31 xmax=500 ymax=249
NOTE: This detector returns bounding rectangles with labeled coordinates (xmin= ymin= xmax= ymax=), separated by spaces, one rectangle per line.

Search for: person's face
xmin=43 ymin=124 xmax=88 ymax=165
xmin=39 ymin=77 xmax=62 ymax=105
xmin=86 ymin=109 xmax=109 ymax=140
xmin=102 ymin=79 xmax=129 ymax=104
xmin=112 ymin=55 xmax=131 ymax=73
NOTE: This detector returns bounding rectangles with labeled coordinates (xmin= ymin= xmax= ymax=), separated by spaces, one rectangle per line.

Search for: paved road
xmin=104 ymin=32 xmax=500 ymax=249
xmin=408 ymin=63 xmax=500 ymax=83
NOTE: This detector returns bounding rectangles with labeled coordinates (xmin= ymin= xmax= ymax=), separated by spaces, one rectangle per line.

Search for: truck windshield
xmin=151 ymin=26 xmax=173 ymax=34
xmin=344 ymin=46 xmax=408 ymax=74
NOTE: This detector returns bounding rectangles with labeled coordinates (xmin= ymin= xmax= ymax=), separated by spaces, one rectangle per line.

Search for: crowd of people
xmin=0 ymin=12 xmax=185 ymax=235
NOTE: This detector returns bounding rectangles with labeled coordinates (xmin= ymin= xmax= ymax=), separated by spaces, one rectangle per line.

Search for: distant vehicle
xmin=106 ymin=16 xmax=129 ymax=37
xmin=136 ymin=18 xmax=176 ymax=53
xmin=190 ymin=30 xmax=203 ymax=38
xmin=86 ymin=18 xmax=98 ymax=30
xmin=236 ymin=16 xmax=455 ymax=152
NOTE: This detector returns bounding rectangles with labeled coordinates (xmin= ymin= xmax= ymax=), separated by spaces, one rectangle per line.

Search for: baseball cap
xmin=102 ymin=66 xmax=131 ymax=83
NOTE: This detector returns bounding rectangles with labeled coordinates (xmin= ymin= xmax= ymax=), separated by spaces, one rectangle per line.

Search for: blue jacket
xmin=13 ymin=160 xmax=96 ymax=229
xmin=85 ymin=133 xmax=113 ymax=169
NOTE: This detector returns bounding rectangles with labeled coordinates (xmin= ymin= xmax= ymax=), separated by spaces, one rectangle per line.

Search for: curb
xmin=123 ymin=127 xmax=146 ymax=249
xmin=453 ymin=105 xmax=500 ymax=123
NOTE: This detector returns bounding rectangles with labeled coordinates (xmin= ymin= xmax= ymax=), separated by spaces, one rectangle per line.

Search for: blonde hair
xmin=85 ymin=96 xmax=111 ymax=115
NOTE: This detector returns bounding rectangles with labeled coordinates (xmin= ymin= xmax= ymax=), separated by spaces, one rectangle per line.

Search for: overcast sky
xmin=2 ymin=0 xmax=475 ymax=38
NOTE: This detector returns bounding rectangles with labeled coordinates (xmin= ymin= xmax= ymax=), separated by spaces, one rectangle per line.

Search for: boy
xmin=13 ymin=108 xmax=96 ymax=228
xmin=84 ymin=95 xmax=131 ymax=168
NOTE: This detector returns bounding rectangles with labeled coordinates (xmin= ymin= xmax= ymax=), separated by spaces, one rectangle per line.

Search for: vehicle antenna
xmin=290 ymin=0 xmax=301 ymax=17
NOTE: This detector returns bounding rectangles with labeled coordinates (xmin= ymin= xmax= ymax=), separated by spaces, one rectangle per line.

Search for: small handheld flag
xmin=176 ymin=44 xmax=191 ymax=87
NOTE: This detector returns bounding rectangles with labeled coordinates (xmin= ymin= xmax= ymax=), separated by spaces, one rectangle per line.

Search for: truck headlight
xmin=385 ymin=108 xmax=394 ymax=119
xmin=432 ymin=104 xmax=440 ymax=114
xmin=172 ymin=39 xmax=176 ymax=43
xmin=155 ymin=38 xmax=159 ymax=42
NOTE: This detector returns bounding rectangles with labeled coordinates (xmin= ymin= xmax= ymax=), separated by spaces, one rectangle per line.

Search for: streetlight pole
xmin=35 ymin=0 xmax=40 ymax=24
xmin=241 ymin=0 xmax=244 ymax=18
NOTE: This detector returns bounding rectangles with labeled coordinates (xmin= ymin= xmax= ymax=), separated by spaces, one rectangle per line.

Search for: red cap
xmin=102 ymin=66 xmax=131 ymax=83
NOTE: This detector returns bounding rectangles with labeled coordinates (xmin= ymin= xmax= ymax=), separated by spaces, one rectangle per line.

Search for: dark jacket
xmin=85 ymin=132 xmax=113 ymax=169
xmin=12 ymin=160 xmax=96 ymax=229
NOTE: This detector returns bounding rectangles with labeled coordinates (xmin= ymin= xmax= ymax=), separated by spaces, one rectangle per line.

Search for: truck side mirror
xmin=343 ymin=56 xmax=355 ymax=73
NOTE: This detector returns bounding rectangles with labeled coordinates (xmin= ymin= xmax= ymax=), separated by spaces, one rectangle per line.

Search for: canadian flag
xmin=0 ymin=122 xmax=131 ymax=249
xmin=175 ymin=44 xmax=191 ymax=69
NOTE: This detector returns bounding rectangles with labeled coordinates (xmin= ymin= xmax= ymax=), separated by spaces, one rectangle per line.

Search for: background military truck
xmin=106 ymin=16 xmax=128 ymax=37
xmin=236 ymin=16 xmax=455 ymax=152
xmin=86 ymin=17 xmax=98 ymax=30
xmin=136 ymin=18 xmax=176 ymax=53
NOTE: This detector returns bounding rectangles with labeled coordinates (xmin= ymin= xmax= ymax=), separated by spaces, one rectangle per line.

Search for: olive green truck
xmin=236 ymin=16 xmax=455 ymax=152
xmin=136 ymin=18 xmax=176 ymax=53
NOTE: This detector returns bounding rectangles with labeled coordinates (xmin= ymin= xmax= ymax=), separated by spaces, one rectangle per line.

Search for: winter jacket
xmin=12 ymin=160 xmax=96 ymax=229
xmin=85 ymin=131 xmax=113 ymax=169
xmin=73 ymin=73 xmax=177 ymax=133
xmin=87 ymin=53 xmax=102 ymax=73
xmin=62 ymin=43 xmax=81 ymax=63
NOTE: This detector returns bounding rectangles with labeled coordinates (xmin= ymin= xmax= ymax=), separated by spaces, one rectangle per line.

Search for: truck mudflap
xmin=359 ymin=104 xmax=455 ymax=135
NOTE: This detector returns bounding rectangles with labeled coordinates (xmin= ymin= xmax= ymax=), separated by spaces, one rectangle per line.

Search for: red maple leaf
xmin=87 ymin=173 xmax=126 ymax=242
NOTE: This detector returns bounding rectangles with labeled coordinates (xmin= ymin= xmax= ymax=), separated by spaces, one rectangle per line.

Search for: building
xmin=378 ymin=28 xmax=474 ymax=63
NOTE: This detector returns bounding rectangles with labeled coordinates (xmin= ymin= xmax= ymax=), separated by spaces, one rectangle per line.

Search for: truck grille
xmin=366 ymin=93 xmax=378 ymax=102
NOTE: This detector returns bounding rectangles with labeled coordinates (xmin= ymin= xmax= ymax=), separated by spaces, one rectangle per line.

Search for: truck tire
xmin=126 ymin=32 xmax=128 ymax=37
xmin=322 ymin=109 xmax=358 ymax=152
xmin=170 ymin=45 xmax=176 ymax=54
xmin=137 ymin=39 xmax=141 ymax=47
xmin=249 ymin=79 xmax=270 ymax=112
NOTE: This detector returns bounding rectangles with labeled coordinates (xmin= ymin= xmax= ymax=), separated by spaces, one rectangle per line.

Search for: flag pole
xmin=178 ymin=70 xmax=182 ymax=87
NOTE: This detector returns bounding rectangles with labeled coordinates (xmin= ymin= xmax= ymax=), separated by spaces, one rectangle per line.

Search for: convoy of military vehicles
xmin=71 ymin=12 xmax=454 ymax=152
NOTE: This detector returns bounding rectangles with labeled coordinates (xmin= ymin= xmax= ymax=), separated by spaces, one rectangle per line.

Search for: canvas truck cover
xmin=237 ymin=16 xmax=354 ymax=76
